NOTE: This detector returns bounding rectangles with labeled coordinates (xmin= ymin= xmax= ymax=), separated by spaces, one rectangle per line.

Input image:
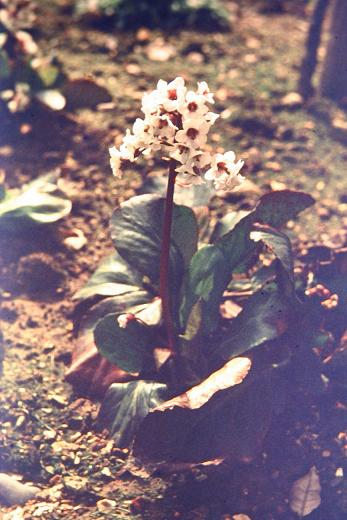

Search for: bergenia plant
xmin=70 ymin=77 xmax=326 ymax=463
xmin=109 ymin=77 xmax=244 ymax=352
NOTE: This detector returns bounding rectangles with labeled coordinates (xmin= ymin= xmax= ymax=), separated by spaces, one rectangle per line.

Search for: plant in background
xmin=75 ymin=0 xmax=229 ymax=31
xmin=70 ymin=77 xmax=344 ymax=463
xmin=0 ymin=0 xmax=67 ymax=114
xmin=0 ymin=172 xmax=72 ymax=231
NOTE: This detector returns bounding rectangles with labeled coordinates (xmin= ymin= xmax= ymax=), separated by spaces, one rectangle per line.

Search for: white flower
xmin=109 ymin=146 xmax=122 ymax=178
xmin=197 ymin=81 xmax=214 ymax=104
xmin=176 ymin=171 xmax=205 ymax=187
xmin=193 ymin=151 xmax=212 ymax=168
xmin=141 ymin=90 xmax=160 ymax=116
xmin=212 ymin=172 xmax=245 ymax=191
xmin=109 ymin=77 xmax=245 ymax=191
xmin=205 ymin=151 xmax=245 ymax=191
xmin=205 ymin=111 xmax=219 ymax=125
xmin=179 ymin=90 xmax=209 ymax=120
xmin=156 ymin=115 xmax=177 ymax=142
xmin=169 ymin=144 xmax=198 ymax=164
xmin=156 ymin=77 xmax=187 ymax=112
xmin=175 ymin=151 xmax=211 ymax=186
xmin=175 ymin=118 xmax=210 ymax=149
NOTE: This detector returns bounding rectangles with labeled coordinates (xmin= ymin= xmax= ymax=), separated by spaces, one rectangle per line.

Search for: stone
xmin=280 ymin=92 xmax=303 ymax=109
xmin=0 ymin=473 xmax=39 ymax=506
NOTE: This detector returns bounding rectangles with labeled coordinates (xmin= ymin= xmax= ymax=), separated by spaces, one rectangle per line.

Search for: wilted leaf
xmin=111 ymin=194 xmax=198 ymax=290
xmin=94 ymin=313 xmax=154 ymax=373
xmin=290 ymin=466 xmax=321 ymax=517
xmin=98 ymin=380 xmax=168 ymax=447
xmin=66 ymin=297 xmax=147 ymax=396
xmin=35 ymin=89 xmax=66 ymax=111
xmin=156 ymin=357 xmax=251 ymax=411
xmin=0 ymin=172 xmax=71 ymax=230
xmin=73 ymin=253 xmax=144 ymax=301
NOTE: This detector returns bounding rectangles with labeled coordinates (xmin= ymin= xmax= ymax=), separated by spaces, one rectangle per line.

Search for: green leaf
xmin=180 ymin=300 xmax=203 ymax=342
xmin=218 ymin=190 xmax=313 ymax=273
xmin=217 ymin=282 xmax=292 ymax=360
xmin=98 ymin=380 xmax=168 ymax=447
xmin=74 ymin=253 xmax=144 ymax=301
xmin=0 ymin=172 xmax=72 ymax=230
xmin=111 ymin=194 xmax=198 ymax=286
xmin=35 ymin=63 xmax=61 ymax=88
xmin=134 ymin=373 xmax=272 ymax=462
xmin=209 ymin=210 xmax=250 ymax=243
xmin=94 ymin=313 xmax=154 ymax=373
xmin=77 ymin=292 xmax=152 ymax=340
xmin=0 ymin=49 xmax=10 ymax=79
xmin=250 ymin=223 xmax=294 ymax=279
xmin=180 ymin=245 xmax=230 ymax=332
xmin=181 ymin=190 xmax=314 ymax=332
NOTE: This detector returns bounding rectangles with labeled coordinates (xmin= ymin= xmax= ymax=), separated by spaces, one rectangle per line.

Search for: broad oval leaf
xmin=134 ymin=373 xmax=272 ymax=462
xmin=111 ymin=194 xmax=198 ymax=287
xmin=210 ymin=210 xmax=251 ymax=243
xmin=217 ymin=283 xmax=292 ymax=360
xmin=290 ymin=466 xmax=321 ymax=517
xmin=181 ymin=190 xmax=313 ymax=333
xmin=66 ymin=295 xmax=150 ymax=396
xmin=94 ymin=312 xmax=154 ymax=373
xmin=98 ymin=380 xmax=168 ymax=447
xmin=74 ymin=253 xmax=144 ymax=301
xmin=180 ymin=244 xmax=230 ymax=332
xmin=218 ymin=190 xmax=314 ymax=272
xmin=0 ymin=172 xmax=71 ymax=229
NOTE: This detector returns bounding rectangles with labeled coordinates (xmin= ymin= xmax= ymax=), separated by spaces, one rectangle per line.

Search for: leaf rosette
xmin=69 ymin=184 xmax=322 ymax=463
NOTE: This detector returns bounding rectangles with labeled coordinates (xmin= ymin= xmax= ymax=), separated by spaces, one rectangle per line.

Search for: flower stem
xmin=159 ymin=159 xmax=177 ymax=352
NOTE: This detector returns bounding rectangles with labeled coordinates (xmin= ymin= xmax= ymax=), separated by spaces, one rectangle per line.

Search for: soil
xmin=0 ymin=1 xmax=347 ymax=519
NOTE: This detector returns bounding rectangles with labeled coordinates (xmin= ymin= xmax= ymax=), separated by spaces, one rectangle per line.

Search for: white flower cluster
xmin=109 ymin=77 xmax=244 ymax=191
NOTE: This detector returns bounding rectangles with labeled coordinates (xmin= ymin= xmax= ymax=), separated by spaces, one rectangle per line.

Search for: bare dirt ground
xmin=1 ymin=1 xmax=347 ymax=518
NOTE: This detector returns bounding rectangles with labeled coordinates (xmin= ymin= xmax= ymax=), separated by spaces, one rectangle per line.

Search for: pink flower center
xmin=159 ymin=119 xmax=169 ymax=129
xmin=168 ymin=89 xmax=177 ymax=101
xmin=217 ymin=161 xmax=228 ymax=172
xmin=188 ymin=101 xmax=198 ymax=112
xmin=168 ymin=111 xmax=182 ymax=129
xmin=187 ymin=128 xmax=199 ymax=140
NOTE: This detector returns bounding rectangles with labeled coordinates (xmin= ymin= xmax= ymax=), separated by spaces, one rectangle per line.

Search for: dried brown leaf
xmin=156 ymin=357 xmax=252 ymax=411
xmin=290 ymin=466 xmax=321 ymax=517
